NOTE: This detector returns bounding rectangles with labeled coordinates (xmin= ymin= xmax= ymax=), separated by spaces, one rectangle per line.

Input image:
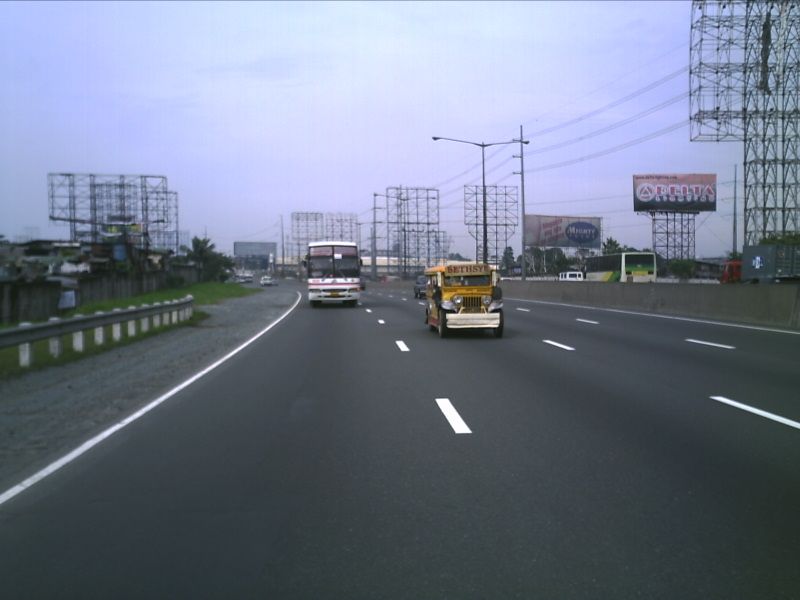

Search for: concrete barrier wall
xmin=369 ymin=279 xmax=800 ymax=330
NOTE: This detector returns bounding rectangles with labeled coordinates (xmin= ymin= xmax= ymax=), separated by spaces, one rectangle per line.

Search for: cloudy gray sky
xmin=1 ymin=1 xmax=741 ymax=257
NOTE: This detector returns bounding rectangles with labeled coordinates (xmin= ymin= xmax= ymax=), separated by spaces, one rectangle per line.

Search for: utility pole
xmin=279 ymin=215 xmax=285 ymax=277
xmin=733 ymin=164 xmax=738 ymax=256
xmin=372 ymin=193 xmax=378 ymax=281
xmin=513 ymin=124 xmax=530 ymax=280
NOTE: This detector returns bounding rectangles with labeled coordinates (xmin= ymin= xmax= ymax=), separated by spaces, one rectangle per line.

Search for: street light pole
xmin=432 ymin=135 xmax=528 ymax=265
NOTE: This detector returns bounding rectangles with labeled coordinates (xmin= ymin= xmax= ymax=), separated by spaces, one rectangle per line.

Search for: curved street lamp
xmin=432 ymin=136 xmax=528 ymax=264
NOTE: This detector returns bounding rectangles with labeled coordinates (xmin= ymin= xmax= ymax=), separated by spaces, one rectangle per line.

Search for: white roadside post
xmin=127 ymin=306 xmax=136 ymax=337
xmin=153 ymin=302 xmax=161 ymax=328
xmin=111 ymin=308 xmax=122 ymax=341
xmin=18 ymin=322 xmax=32 ymax=367
xmin=48 ymin=317 xmax=62 ymax=358
xmin=94 ymin=311 xmax=105 ymax=346
xmin=140 ymin=304 xmax=150 ymax=333
xmin=72 ymin=314 xmax=84 ymax=352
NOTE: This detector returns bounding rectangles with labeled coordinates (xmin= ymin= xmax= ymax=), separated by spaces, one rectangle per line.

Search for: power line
xmin=527 ymin=120 xmax=688 ymax=173
xmin=528 ymin=65 xmax=689 ymax=137
xmin=528 ymin=92 xmax=689 ymax=156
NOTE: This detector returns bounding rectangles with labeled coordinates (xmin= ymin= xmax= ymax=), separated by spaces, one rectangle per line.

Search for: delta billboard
xmin=633 ymin=174 xmax=717 ymax=212
xmin=524 ymin=215 xmax=602 ymax=249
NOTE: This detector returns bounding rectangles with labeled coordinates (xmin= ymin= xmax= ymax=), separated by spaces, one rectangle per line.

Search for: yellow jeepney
xmin=423 ymin=262 xmax=504 ymax=338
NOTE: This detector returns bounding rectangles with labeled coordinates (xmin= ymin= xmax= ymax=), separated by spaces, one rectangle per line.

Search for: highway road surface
xmin=1 ymin=283 xmax=798 ymax=599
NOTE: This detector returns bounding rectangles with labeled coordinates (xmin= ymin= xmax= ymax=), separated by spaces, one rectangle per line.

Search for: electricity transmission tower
xmin=690 ymin=0 xmax=799 ymax=245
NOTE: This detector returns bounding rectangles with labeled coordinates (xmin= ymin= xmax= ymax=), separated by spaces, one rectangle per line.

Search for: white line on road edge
xmin=686 ymin=338 xmax=735 ymax=350
xmin=516 ymin=307 xmax=531 ymax=312
xmin=0 ymin=292 xmax=304 ymax=509
xmin=576 ymin=318 xmax=599 ymax=325
xmin=436 ymin=398 xmax=472 ymax=434
xmin=378 ymin=319 xmax=386 ymax=325
xmin=710 ymin=396 xmax=800 ymax=431
xmin=395 ymin=340 xmax=410 ymax=352
xmin=543 ymin=340 xmax=575 ymax=351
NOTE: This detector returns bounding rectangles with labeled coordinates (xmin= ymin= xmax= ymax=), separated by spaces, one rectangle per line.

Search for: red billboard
xmin=633 ymin=174 xmax=717 ymax=212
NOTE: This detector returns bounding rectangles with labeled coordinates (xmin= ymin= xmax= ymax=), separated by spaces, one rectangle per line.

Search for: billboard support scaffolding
xmin=465 ymin=185 xmax=518 ymax=265
xmin=650 ymin=211 xmax=697 ymax=260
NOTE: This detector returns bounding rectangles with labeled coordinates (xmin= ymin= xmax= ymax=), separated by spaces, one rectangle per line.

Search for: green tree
xmin=187 ymin=236 xmax=234 ymax=282
xmin=501 ymin=246 xmax=516 ymax=274
xmin=602 ymin=237 xmax=622 ymax=255
xmin=668 ymin=259 xmax=695 ymax=280
xmin=760 ymin=233 xmax=800 ymax=246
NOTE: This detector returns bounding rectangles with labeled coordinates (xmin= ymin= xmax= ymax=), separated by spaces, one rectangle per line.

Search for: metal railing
xmin=0 ymin=295 xmax=194 ymax=368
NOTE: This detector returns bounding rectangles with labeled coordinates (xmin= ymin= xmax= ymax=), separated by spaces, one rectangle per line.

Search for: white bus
xmin=305 ymin=241 xmax=362 ymax=306
xmin=584 ymin=252 xmax=657 ymax=283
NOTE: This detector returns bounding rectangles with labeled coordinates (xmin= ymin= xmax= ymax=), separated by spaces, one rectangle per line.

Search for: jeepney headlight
xmin=452 ymin=295 xmax=463 ymax=306
xmin=481 ymin=295 xmax=491 ymax=306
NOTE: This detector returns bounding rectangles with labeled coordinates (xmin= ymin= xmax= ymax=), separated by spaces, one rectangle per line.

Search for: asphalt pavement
xmin=1 ymin=282 xmax=798 ymax=599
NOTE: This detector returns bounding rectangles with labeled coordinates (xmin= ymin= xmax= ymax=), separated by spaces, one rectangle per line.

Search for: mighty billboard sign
xmin=524 ymin=215 xmax=602 ymax=249
xmin=633 ymin=174 xmax=717 ymax=212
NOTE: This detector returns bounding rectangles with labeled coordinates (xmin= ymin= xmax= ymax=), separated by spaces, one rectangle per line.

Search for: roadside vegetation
xmin=0 ymin=281 xmax=259 ymax=379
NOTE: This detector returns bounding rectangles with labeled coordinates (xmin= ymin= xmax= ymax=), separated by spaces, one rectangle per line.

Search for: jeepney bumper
xmin=445 ymin=312 xmax=501 ymax=329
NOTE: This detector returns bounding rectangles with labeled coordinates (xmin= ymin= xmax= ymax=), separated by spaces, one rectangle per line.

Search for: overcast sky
xmin=0 ymin=1 xmax=742 ymax=257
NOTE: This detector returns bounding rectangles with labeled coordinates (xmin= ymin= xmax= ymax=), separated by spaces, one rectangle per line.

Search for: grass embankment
xmin=0 ymin=282 xmax=260 ymax=379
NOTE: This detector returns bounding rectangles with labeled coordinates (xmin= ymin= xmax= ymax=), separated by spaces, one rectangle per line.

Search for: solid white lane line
xmin=516 ymin=307 xmax=531 ymax=312
xmin=378 ymin=319 xmax=385 ymax=325
xmin=710 ymin=396 xmax=800 ymax=431
xmin=543 ymin=340 xmax=575 ymax=351
xmin=436 ymin=398 xmax=472 ymax=434
xmin=510 ymin=297 xmax=800 ymax=336
xmin=576 ymin=318 xmax=599 ymax=325
xmin=686 ymin=338 xmax=735 ymax=350
xmin=0 ymin=292 xmax=305 ymax=509
xmin=395 ymin=340 xmax=410 ymax=351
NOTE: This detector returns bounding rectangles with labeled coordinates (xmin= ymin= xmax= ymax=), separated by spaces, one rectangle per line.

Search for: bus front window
xmin=309 ymin=256 xmax=333 ymax=278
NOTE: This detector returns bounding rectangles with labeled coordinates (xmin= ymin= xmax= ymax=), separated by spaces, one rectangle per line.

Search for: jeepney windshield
xmin=444 ymin=274 xmax=491 ymax=287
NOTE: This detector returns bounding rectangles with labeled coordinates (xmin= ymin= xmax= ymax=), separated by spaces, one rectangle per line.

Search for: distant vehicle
xmin=742 ymin=245 xmax=800 ymax=283
xmin=305 ymin=241 xmax=362 ymax=306
xmin=584 ymin=252 xmax=656 ymax=282
xmin=720 ymin=260 xmax=742 ymax=283
xmin=413 ymin=275 xmax=427 ymax=298
xmin=424 ymin=263 xmax=503 ymax=338
xmin=260 ymin=275 xmax=276 ymax=286
xmin=235 ymin=272 xmax=253 ymax=283
xmin=559 ymin=271 xmax=584 ymax=282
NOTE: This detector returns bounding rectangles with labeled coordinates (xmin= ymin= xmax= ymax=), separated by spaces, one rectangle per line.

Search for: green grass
xmin=0 ymin=282 xmax=258 ymax=379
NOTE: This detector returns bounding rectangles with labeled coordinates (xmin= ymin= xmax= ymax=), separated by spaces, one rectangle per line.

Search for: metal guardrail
xmin=0 ymin=295 xmax=194 ymax=368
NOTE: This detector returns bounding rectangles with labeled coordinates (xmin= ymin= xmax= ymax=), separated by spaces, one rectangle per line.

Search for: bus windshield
xmin=308 ymin=245 xmax=360 ymax=278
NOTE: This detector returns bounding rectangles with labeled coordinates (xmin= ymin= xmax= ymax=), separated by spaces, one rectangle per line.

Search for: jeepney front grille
xmin=460 ymin=296 xmax=484 ymax=312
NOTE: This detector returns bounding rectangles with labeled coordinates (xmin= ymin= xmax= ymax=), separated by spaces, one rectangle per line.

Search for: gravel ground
xmin=0 ymin=283 xmax=302 ymax=493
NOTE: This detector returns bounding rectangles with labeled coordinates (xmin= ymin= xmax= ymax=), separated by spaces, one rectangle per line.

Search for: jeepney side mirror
xmin=433 ymin=286 xmax=442 ymax=303
xmin=492 ymin=285 xmax=502 ymax=300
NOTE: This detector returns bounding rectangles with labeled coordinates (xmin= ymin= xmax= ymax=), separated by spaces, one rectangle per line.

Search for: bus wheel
xmin=438 ymin=312 xmax=448 ymax=338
